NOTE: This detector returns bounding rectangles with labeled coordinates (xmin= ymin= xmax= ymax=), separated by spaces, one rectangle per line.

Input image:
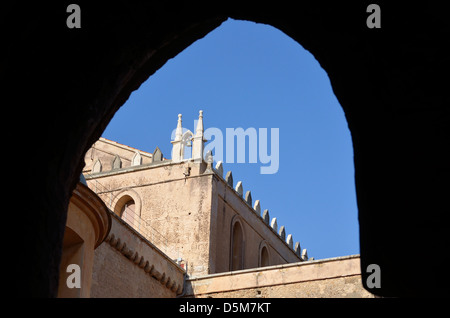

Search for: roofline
xmin=98 ymin=137 xmax=153 ymax=157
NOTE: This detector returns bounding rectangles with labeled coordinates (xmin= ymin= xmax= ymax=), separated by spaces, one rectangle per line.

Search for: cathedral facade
xmin=83 ymin=111 xmax=306 ymax=277
xmin=58 ymin=111 xmax=373 ymax=298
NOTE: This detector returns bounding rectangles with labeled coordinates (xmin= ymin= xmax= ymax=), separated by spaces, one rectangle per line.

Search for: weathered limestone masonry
xmin=209 ymin=163 xmax=304 ymax=273
xmin=59 ymin=179 xmax=111 ymax=298
xmin=8 ymin=3 xmax=447 ymax=298
xmin=85 ymin=137 xmax=154 ymax=173
xmin=77 ymin=111 xmax=375 ymax=298
xmin=184 ymin=255 xmax=374 ymax=298
xmin=91 ymin=210 xmax=185 ymax=297
xmin=84 ymin=111 xmax=306 ymax=279
xmin=85 ymin=154 xmax=214 ymax=277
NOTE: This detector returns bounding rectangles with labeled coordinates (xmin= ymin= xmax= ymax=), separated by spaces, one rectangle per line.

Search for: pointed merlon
xmin=153 ymin=147 xmax=163 ymax=162
xmin=270 ymin=218 xmax=278 ymax=232
xmin=112 ymin=155 xmax=122 ymax=170
xmin=205 ymin=150 xmax=213 ymax=163
xmin=301 ymin=249 xmax=308 ymax=261
xmin=278 ymin=225 xmax=286 ymax=241
xmin=262 ymin=209 xmax=270 ymax=224
xmin=286 ymin=234 xmax=293 ymax=249
xmin=215 ymin=161 xmax=223 ymax=177
xmin=132 ymin=151 xmax=142 ymax=166
xmin=92 ymin=159 xmax=102 ymax=173
xmin=225 ymin=171 xmax=233 ymax=187
xmin=204 ymin=150 xmax=214 ymax=173
xmin=294 ymin=242 xmax=301 ymax=257
xmin=235 ymin=181 xmax=243 ymax=197
xmin=253 ymin=200 xmax=261 ymax=215
xmin=245 ymin=191 xmax=252 ymax=206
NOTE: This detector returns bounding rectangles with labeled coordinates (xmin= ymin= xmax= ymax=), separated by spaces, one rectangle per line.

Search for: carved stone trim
xmin=104 ymin=233 xmax=183 ymax=294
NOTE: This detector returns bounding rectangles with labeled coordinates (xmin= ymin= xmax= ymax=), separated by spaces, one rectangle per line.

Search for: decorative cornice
xmin=104 ymin=233 xmax=183 ymax=295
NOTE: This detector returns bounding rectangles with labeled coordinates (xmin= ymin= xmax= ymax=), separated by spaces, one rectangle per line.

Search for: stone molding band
xmin=104 ymin=233 xmax=184 ymax=295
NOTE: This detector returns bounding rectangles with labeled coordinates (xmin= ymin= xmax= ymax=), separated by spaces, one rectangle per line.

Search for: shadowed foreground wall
xmin=3 ymin=2 xmax=448 ymax=297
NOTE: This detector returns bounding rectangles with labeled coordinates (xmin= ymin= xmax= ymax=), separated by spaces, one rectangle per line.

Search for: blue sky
xmin=102 ymin=18 xmax=359 ymax=260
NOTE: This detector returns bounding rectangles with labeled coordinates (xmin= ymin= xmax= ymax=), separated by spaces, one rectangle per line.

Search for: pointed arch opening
xmin=230 ymin=217 xmax=246 ymax=271
xmin=259 ymin=241 xmax=271 ymax=268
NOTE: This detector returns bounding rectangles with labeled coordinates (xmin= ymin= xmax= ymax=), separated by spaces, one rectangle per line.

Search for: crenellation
xmin=235 ymin=181 xmax=243 ymax=197
xmin=302 ymin=249 xmax=309 ymax=261
xmin=215 ymin=161 xmax=223 ymax=177
xmin=253 ymin=200 xmax=261 ymax=215
xmin=245 ymin=190 xmax=252 ymax=206
xmin=93 ymin=159 xmax=102 ymax=173
xmin=278 ymin=225 xmax=286 ymax=241
xmin=86 ymin=110 xmax=308 ymax=291
xmin=210 ymin=152 xmax=305 ymax=258
xmin=112 ymin=155 xmax=122 ymax=170
xmin=204 ymin=150 xmax=214 ymax=173
xmin=270 ymin=218 xmax=278 ymax=232
xmin=294 ymin=242 xmax=301 ymax=257
xmin=83 ymin=137 xmax=154 ymax=175
xmin=225 ymin=171 xmax=233 ymax=187
xmin=153 ymin=147 xmax=163 ymax=162
xmin=262 ymin=209 xmax=270 ymax=225
xmin=132 ymin=151 xmax=142 ymax=166
xmin=286 ymin=234 xmax=293 ymax=249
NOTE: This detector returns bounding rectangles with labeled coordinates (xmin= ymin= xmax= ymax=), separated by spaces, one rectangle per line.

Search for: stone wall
xmin=84 ymin=138 xmax=304 ymax=278
xmin=90 ymin=211 xmax=185 ymax=298
xmin=209 ymin=170 xmax=303 ymax=274
xmin=85 ymin=159 xmax=214 ymax=277
xmin=90 ymin=210 xmax=373 ymax=298
xmin=84 ymin=137 xmax=154 ymax=173
xmin=7 ymin=2 xmax=448 ymax=297
xmin=58 ymin=182 xmax=111 ymax=298
xmin=183 ymin=255 xmax=374 ymax=298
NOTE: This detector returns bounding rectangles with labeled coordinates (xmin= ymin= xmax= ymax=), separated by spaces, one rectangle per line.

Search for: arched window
xmin=120 ymin=199 xmax=135 ymax=226
xmin=113 ymin=190 xmax=142 ymax=232
xmin=260 ymin=246 xmax=270 ymax=267
xmin=231 ymin=220 xmax=244 ymax=271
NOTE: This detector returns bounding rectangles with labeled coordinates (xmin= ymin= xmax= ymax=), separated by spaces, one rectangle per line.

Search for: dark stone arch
xmin=3 ymin=2 xmax=448 ymax=297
